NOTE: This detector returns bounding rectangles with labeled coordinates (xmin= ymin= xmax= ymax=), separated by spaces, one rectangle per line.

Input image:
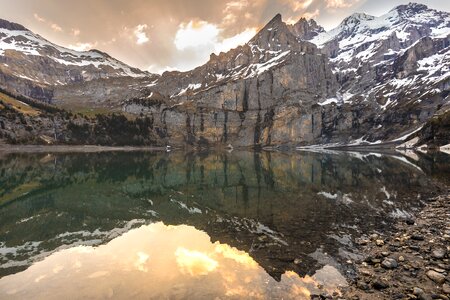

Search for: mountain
xmin=306 ymin=3 xmax=449 ymax=98
xmin=0 ymin=3 xmax=449 ymax=148
xmin=123 ymin=3 xmax=449 ymax=148
xmin=0 ymin=19 xmax=156 ymax=108
xmin=124 ymin=14 xmax=340 ymax=147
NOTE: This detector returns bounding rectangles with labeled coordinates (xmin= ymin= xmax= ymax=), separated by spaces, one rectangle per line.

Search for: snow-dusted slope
xmin=141 ymin=14 xmax=331 ymax=105
xmin=0 ymin=19 xmax=147 ymax=87
xmin=311 ymin=3 xmax=450 ymax=66
xmin=292 ymin=2 xmax=450 ymax=120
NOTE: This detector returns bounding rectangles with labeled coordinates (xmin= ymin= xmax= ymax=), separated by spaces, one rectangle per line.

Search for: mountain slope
xmin=286 ymin=2 xmax=450 ymax=145
xmin=123 ymin=14 xmax=338 ymax=147
xmin=301 ymin=3 xmax=450 ymax=106
xmin=0 ymin=19 xmax=153 ymax=105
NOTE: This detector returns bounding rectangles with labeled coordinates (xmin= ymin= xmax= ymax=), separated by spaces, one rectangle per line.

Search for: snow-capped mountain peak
xmin=0 ymin=18 xmax=148 ymax=88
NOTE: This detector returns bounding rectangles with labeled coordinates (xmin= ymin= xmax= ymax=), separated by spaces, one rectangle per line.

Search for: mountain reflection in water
xmin=0 ymin=150 xmax=448 ymax=298
xmin=0 ymin=222 xmax=346 ymax=299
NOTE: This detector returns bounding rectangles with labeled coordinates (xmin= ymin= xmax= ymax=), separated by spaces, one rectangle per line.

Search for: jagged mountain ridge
xmin=0 ymin=2 xmax=449 ymax=148
xmin=123 ymin=2 xmax=449 ymax=147
xmin=302 ymin=3 xmax=450 ymax=104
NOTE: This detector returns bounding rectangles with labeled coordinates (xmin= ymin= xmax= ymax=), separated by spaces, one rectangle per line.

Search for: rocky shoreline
xmin=337 ymin=192 xmax=450 ymax=300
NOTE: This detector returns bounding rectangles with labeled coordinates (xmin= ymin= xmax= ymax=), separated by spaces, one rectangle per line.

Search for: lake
xmin=0 ymin=150 xmax=448 ymax=299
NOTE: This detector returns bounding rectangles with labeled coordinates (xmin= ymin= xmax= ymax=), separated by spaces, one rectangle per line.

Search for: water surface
xmin=0 ymin=150 xmax=448 ymax=299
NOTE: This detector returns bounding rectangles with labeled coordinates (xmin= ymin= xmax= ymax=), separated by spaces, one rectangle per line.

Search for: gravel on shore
xmin=339 ymin=193 xmax=450 ymax=300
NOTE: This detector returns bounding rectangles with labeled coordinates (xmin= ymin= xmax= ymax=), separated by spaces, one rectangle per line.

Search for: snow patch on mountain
xmin=0 ymin=25 xmax=146 ymax=81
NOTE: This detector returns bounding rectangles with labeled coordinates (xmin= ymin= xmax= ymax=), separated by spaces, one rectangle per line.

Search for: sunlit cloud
xmin=134 ymin=24 xmax=150 ymax=45
xmin=214 ymin=244 xmax=258 ymax=268
xmin=175 ymin=247 xmax=218 ymax=276
xmin=174 ymin=20 xmax=256 ymax=53
xmin=326 ymin=0 xmax=359 ymax=9
xmin=281 ymin=0 xmax=314 ymax=12
xmin=33 ymin=13 xmax=46 ymax=23
xmin=148 ymin=65 xmax=179 ymax=74
xmin=286 ymin=9 xmax=321 ymax=24
xmin=67 ymin=42 xmax=96 ymax=52
xmin=302 ymin=9 xmax=321 ymax=20
xmin=174 ymin=20 xmax=220 ymax=50
xmin=214 ymin=28 xmax=257 ymax=53
xmin=33 ymin=13 xmax=63 ymax=32
xmin=134 ymin=251 xmax=150 ymax=272
xmin=71 ymin=28 xmax=80 ymax=36
xmin=51 ymin=23 xmax=63 ymax=32
xmin=222 ymin=0 xmax=250 ymax=26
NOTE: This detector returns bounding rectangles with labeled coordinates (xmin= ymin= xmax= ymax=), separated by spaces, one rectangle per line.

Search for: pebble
xmin=410 ymin=245 xmax=421 ymax=251
xmin=357 ymin=281 xmax=370 ymax=290
xmin=426 ymin=270 xmax=446 ymax=284
xmin=343 ymin=195 xmax=450 ymax=299
xmin=432 ymin=267 xmax=445 ymax=273
xmin=413 ymin=287 xmax=424 ymax=295
xmin=370 ymin=233 xmax=379 ymax=240
xmin=373 ymin=280 xmax=389 ymax=290
xmin=359 ymin=268 xmax=372 ymax=276
xmin=406 ymin=218 xmax=416 ymax=225
xmin=411 ymin=234 xmax=425 ymax=241
xmin=382 ymin=258 xmax=398 ymax=269
xmin=432 ymin=248 xmax=447 ymax=259
xmin=443 ymin=284 xmax=450 ymax=295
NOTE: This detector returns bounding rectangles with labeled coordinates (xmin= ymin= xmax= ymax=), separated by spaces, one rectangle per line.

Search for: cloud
xmin=51 ymin=23 xmax=63 ymax=32
xmin=34 ymin=13 xmax=63 ymax=32
xmin=134 ymin=24 xmax=150 ymax=45
xmin=33 ymin=13 xmax=46 ymax=23
xmin=214 ymin=28 xmax=256 ymax=53
xmin=67 ymin=42 xmax=97 ymax=52
xmin=175 ymin=19 xmax=256 ymax=52
xmin=174 ymin=20 xmax=220 ymax=50
xmin=148 ymin=65 xmax=179 ymax=74
xmin=286 ymin=9 xmax=320 ymax=24
xmin=302 ymin=9 xmax=320 ymax=19
xmin=222 ymin=0 xmax=249 ymax=26
xmin=72 ymin=28 xmax=81 ymax=36
xmin=325 ymin=0 xmax=359 ymax=9
xmin=281 ymin=0 xmax=314 ymax=12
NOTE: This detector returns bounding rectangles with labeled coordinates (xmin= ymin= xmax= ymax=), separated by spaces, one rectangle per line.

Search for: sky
xmin=0 ymin=0 xmax=448 ymax=73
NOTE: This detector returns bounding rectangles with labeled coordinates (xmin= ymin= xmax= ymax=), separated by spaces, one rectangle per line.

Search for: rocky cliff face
xmin=121 ymin=3 xmax=449 ymax=148
xmin=0 ymin=3 xmax=449 ymax=148
xmin=123 ymin=15 xmax=339 ymax=147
